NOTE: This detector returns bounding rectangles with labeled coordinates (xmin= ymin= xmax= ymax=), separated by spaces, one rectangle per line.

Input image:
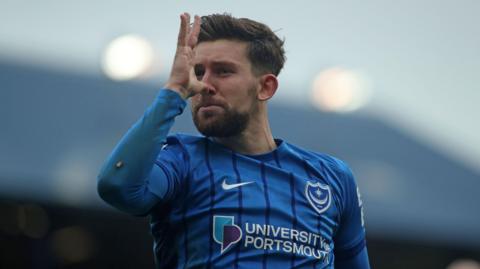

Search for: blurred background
xmin=1 ymin=0 xmax=479 ymax=268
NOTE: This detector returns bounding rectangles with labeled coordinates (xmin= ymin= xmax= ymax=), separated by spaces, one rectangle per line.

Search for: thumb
xmin=188 ymin=68 xmax=207 ymax=96
xmin=189 ymin=79 xmax=209 ymax=96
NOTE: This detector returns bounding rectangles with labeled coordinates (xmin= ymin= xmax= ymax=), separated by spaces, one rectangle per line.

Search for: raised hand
xmin=164 ymin=13 xmax=205 ymax=99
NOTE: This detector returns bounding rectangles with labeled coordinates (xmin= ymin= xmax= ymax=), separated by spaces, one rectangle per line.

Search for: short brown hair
xmin=198 ymin=13 xmax=286 ymax=76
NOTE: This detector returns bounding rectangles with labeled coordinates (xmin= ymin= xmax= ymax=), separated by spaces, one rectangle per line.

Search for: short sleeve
xmin=334 ymin=161 xmax=367 ymax=260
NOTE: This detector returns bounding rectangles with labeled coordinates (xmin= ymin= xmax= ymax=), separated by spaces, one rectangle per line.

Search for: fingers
xmin=187 ymin=15 xmax=201 ymax=48
xmin=177 ymin=13 xmax=201 ymax=49
xmin=171 ymin=13 xmax=202 ymax=98
xmin=189 ymin=68 xmax=203 ymax=93
xmin=177 ymin=13 xmax=190 ymax=47
xmin=184 ymin=13 xmax=191 ymax=36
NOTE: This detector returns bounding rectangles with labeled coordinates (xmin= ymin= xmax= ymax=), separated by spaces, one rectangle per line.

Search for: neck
xmin=213 ymin=107 xmax=276 ymax=155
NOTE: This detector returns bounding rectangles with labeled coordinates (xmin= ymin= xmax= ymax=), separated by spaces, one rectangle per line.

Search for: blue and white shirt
xmin=98 ymin=89 xmax=370 ymax=269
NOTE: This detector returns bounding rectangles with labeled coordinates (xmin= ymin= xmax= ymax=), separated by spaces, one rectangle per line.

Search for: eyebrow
xmin=210 ymin=60 xmax=239 ymax=66
xmin=195 ymin=59 xmax=240 ymax=67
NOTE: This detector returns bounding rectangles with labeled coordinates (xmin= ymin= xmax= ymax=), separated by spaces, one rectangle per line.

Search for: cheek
xmin=231 ymin=92 xmax=257 ymax=112
xmin=190 ymin=96 xmax=201 ymax=110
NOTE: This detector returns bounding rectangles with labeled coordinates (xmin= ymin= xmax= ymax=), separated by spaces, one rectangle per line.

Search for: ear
xmin=257 ymin=74 xmax=278 ymax=101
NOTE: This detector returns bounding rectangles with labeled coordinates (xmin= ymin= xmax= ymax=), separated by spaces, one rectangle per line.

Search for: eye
xmin=217 ymin=67 xmax=233 ymax=76
xmin=194 ymin=65 xmax=205 ymax=80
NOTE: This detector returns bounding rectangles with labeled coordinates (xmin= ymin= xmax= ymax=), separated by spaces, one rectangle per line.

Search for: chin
xmin=195 ymin=119 xmax=225 ymax=137
xmin=192 ymin=106 xmax=250 ymax=138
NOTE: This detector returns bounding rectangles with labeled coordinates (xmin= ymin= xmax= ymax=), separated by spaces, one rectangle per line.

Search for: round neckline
xmin=242 ymin=138 xmax=284 ymax=161
xmin=207 ymin=137 xmax=286 ymax=162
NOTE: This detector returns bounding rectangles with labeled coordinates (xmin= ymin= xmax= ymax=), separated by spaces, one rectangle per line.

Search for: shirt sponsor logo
xmin=305 ymin=181 xmax=332 ymax=214
xmin=212 ymin=215 xmax=331 ymax=263
xmin=213 ymin=215 xmax=243 ymax=253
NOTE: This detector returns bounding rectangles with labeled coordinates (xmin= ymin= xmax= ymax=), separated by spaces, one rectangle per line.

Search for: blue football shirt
xmin=97 ymin=89 xmax=370 ymax=269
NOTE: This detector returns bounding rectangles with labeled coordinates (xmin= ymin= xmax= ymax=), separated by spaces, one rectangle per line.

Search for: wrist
xmin=163 ymin=83 xmax=189 ymax=99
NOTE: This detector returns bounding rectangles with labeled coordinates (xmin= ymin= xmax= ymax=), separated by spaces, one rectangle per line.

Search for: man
xmin=98 ymin=12 xmax=370 ymax=269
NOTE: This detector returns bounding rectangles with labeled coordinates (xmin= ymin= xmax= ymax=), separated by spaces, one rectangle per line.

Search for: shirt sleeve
xmin=97 ymin=89 xmax=187 ymax=216
xmin=333 ymin=160 xmax=370 ymax=268
xmin=335 ymin=247 xmax=370 ymax=269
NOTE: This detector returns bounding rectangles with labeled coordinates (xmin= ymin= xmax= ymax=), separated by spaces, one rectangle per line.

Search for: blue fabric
xmin=97 ymin=89 xmax=370 ymax=268
xmin=336 ymin=247 xmax=370 ymax=269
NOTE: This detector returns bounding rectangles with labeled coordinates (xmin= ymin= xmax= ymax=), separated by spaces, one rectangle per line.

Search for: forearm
xmin=97 ymin=89 xmax=186 ymax=215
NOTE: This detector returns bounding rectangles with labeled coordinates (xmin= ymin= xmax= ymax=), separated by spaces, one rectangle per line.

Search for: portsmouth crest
xmin=305 ymin=181 xmax=332 ymax=214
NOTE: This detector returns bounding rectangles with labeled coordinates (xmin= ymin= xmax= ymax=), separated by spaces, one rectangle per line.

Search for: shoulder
xmin=164 ymin=133 xmax=208 ymax=156
xmin=285 ymin=141 xmax=352 ymax=177
xmin=156 ymin=133 xmax=207 ymax=171
xmin=284 ymin=141 xmax=358 ymax=214
xmin=164 ymin=133 xmax=205 ymax=146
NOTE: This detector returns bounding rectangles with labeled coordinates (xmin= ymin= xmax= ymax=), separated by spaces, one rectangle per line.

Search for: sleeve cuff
xmin=159 ymin=88 xmax=187 ymax=103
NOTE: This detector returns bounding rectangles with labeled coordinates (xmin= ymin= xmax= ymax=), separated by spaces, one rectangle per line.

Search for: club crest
xmin=305 ymin=181 xmax=332 ymax=214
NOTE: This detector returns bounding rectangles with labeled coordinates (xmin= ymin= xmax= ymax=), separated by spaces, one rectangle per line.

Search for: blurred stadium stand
xmin=1 ymin=60 xmax=479 ymax=268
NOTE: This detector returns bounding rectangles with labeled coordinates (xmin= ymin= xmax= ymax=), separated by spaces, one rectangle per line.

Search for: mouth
xmin=196 ymin=100 xmax=225 ymax=113
xmin=198 ymin=105 xmax=224 ymax=114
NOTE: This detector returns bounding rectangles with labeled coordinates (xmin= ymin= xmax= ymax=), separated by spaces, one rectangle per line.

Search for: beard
xmin=192 ymin=86 xmax=257 ymax=138
xmin=192 ymin=105 xmax=251 ymax=138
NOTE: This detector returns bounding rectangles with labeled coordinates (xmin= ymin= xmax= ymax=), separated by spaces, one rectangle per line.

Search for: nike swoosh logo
xmin=222 ymin=179 xmax=254 ymax=190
